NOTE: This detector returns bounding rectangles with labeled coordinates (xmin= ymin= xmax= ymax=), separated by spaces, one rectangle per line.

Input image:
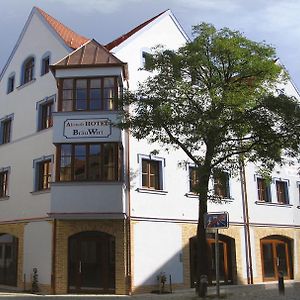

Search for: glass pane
xmin=76 ymin=90 xmax=87 ymax=110
xmin=63 ymin=90 xmax=72 ymax=99
xmin=90 ymin=79 xmax=101 ymax=88
xmin=89 ymin=145 xmax=101 ymax=180
xmin=62 ymin=100 xmax=73 ymax=112
xmin=103 ymin=144 xmax=116 ymax=181
xmin=276 ymin=243 xmax=288 ymax=276
xmin=76 ymin=80 xmax=87 ymax=89
xmin=104 ymin=78 xmax=114 ymax=88
xmin=262 ymin=243 xmax=275 ymax=278
xmin=90 ymin=89 xmax=102 ymax=110
xmin=61 ymin=144 xmax=72 ymax=156
xmin=74 ymin=145 xmax=86 ymax=180
xmin=63 ymin=79 xmax=73 ymax=89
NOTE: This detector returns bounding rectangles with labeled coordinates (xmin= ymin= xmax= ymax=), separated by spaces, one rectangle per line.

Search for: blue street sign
xmin=204 ymin=212 xmax=229 ymax=229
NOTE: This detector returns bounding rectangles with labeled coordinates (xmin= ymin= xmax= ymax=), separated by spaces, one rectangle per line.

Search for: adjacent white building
xmin=0 ymin=6 xmax=299 ymax=294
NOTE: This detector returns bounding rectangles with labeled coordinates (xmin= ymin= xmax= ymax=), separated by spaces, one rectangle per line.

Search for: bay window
xmin=57 ymin=143 xmax=121 ymax=182
xmin=59 ymin=77 xmax=119 ymax=111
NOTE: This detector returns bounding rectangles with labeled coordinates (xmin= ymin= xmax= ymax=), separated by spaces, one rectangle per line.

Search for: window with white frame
xmin=0 ymin=115 xmax=13 ymax=145
xmin=213 ymin=170 xmax=230 ymax=198
xmin=37 ymin=96 xmax=55 ymax=131
xmin=275 ymin=180 xmax=289 ymax=204
xmin=138 ymin=154 xmax=165 ymax=191
xmin=21 ymin=56 xmax=35 ymax=85
xmin=41 ymin=54 xmax=50 ymax=76
xmin=257 ymin=177 xmax=272 ymax=202
xmin=189 ymin=166 xmax=199 ymax=193
xmin=0 ymin=167 xmax=10 ymax=198
xmin=7 ymin=74 xmax=15 ymax=94
xmin=33 ymin=156 xmax=53 ymax=191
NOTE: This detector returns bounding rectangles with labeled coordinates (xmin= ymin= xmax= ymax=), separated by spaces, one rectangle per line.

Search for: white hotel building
xmin=0 ymin=6 xmax=299 ymax=294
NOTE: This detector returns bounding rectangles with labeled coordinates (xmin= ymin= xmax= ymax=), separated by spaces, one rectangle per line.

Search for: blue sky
xmin=1 ymin=0 xmax=300 ymax=88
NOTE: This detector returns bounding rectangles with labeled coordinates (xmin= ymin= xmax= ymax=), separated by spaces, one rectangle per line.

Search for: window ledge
xmin=255 ymin=201 xmax=293 ymax=208
xmin=52 ymin=181 xmax=123 ymax=186
xmin=297 ymin=206 xmax=300 ymax=209
xmin=31 ymin=189 xmax=51 ymax=195
xmin=0 ymin=196 xmax=9 ymax=201
xmin=185 ymin=192 xmax=199 ymax=198
xmin=17 ymin=78 xmax=36 ymax=90
xmin=136 ymin=188 xmax=168 ymax=195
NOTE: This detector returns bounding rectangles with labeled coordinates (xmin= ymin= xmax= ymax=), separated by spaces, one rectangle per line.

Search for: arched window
xmin=22 ymin=56 xmax=35 ymax=84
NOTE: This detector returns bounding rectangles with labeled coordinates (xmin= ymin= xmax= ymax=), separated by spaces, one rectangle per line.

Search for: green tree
xmin=120 ymin=23 xmax=300 ymax=296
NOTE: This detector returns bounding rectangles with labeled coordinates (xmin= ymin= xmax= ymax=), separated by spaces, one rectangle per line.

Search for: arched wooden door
xmin=0 ymin=234 xmax=18 ymax=286
xmin=68 ymin=231 xmax=115 ymax=294
xmin=189 ymin=235 xmax=234 ymax=287
xmin=261 ymin=236 xmax=293 ymax=281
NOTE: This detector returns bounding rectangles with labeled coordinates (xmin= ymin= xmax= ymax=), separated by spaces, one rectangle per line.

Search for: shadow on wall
xmin=132 ymin=227 xmax=241 ymax=292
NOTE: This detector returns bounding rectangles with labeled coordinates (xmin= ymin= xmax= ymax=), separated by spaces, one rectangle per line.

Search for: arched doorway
xmin=261 ymin=235 xmax=293 ymax=281
xmin=189 ymin=234 xmax=236 ymax=286
xmin=0 ymin=233 xmax=18 ymax=286
xmin=68 ymin=231 xmax=115 ymax=293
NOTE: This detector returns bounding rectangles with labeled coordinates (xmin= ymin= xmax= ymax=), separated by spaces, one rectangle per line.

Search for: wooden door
xmin=68 ymin=231 xmax=115 ymax=293
xmin=261 ymin=239 xmax=291 ymax=281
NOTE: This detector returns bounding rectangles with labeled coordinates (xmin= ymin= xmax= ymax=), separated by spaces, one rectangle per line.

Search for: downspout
xmin=51 ymin=218 xmax=57 ymax=294
xmin=126 ymin=127 xmax=132 ymax=294
xmin=124 ymin=79 xmax=132 ymax=295
xmin=239 ymin=157 xmax=253 ymax=284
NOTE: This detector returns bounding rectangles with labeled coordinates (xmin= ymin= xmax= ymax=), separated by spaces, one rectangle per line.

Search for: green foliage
xmin=120 ymin=22 xmax=300 ymax=176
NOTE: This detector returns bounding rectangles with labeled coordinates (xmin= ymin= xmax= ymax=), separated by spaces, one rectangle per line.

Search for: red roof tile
xmin=105 ymin=10 xmax=168 ymax=50
xmin=35 ymin=7 xmax=89 ymax=49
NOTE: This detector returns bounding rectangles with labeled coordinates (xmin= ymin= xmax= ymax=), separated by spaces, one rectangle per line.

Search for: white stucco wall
xmin=23 ymin=221 xmax=52 ymax=285
xmin=133 ymin=221 xmax=183 ymax=286
xmin=0 ymin=11 xmax=70 ymax=221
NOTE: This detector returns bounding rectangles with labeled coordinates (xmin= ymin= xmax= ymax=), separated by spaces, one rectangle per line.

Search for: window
xmin=141 ymin=159 xmax=161 ymax=190
xmin=213 ymin=171 xmax=230 ymax=198
xmin=59 ymin=77 xmax=119 ymax=112
xmin=0 ymin=117 xmax=12 ymax=144
xmin=257 ymin=178 xmax=271 ymax=202
xmin=22 ymin=57 xmax=34 ymax=84
xmin=39 ymin=100 xmax=53 ymax=130
xmin=7 ymin=75 xmax=15 ymax=94
xmin=0 ymin=170 xmax=8 ymax=198
xmin=36 ymin=160 xmax=51 ymax=191
xmin=276 ymin=180 xmax=289 ymax=204
xmin=57 ymin=143 xmax=121 ymax=182
xmin=189 ymin=166 xmax=199 ymax=193
xmin=41 ymin=56 xmax=50 ymax=76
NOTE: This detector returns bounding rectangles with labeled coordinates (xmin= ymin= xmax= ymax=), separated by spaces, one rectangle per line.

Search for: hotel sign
xmin=63 ymin=118 xmax=112 ymax=139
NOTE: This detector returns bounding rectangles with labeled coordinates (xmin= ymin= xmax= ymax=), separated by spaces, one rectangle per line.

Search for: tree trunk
xmin=196 ymin=170 xmax=210 ymax=297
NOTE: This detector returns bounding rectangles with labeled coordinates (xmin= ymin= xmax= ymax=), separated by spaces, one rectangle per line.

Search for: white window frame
xmin=136 ymin=154 xmax=167 ymax=194
xmin=32 ymin=155 xmax=54 ymax=193
xmin=0 ymin=114 xmax=14 ymax=145
xmin=0 ymin=166 xmax=10 ymax=199
xmin=36 ymin=94 xmax=56 ymax=131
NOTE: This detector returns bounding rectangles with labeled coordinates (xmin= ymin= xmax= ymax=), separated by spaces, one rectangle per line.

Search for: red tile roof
xmin=35 ymin=7 xmax=89 ymax=49
xmin=105 ymin=10 xmax=168 ymax=50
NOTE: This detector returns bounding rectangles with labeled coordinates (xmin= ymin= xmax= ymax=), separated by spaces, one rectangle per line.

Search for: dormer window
xmin=22 ymin=57 xmax=35 ymax=84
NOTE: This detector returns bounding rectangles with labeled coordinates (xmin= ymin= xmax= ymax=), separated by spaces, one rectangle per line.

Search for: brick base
xmin=54 ymin=219 xmax=128 ymax=294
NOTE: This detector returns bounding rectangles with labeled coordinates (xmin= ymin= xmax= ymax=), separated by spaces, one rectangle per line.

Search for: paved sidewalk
xmin=0 ymin=282 xmax=299 ymax=299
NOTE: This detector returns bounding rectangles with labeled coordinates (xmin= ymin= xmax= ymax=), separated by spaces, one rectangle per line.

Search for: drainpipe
xmin=124 ymin=79 xmax=132 ymax=295
xmin=51 ymin=219 xmax=57 ymax=294
xmin=239 ymin=157 xmax=253 ymax=284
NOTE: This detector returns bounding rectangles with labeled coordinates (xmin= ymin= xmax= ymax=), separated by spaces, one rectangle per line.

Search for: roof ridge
xmin=105 ymin=9 xmax=169 ymax=50
xmin=35 ymin=6 xmax=89 ymax=49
